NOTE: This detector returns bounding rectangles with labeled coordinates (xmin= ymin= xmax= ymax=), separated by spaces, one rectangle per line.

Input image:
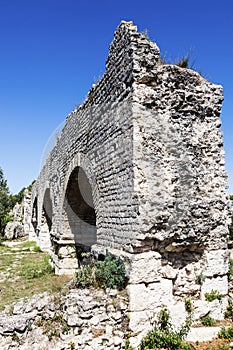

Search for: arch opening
xmin=40 ymin=188 xmax=53 ymax=251
xmin=63 ymin=166 xmax=97 ymax=251
xmin=42 ymin=188 xmax=53 ymax=232
xmin=31 ymin=198 xmax=38 ymax=233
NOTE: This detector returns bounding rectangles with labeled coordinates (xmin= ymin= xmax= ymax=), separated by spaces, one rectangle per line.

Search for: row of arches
xmin=32 ymin=166 xmax=97 ymax=256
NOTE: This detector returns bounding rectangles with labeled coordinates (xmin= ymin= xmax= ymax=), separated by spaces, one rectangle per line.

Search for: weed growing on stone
xmin=205 ymin=290 xmax=222 ymax=302
xmin=218 ymin=326 xmax=233 ymax=339
xmin=140 ymin=309 xmax=192 ymax=350
xmin=225 ymin=299 xmax=233 ymax=318
xmin=68 ymin=341 xmax=75 ymax=350
xmin=124 ymin=338 xmax=134 ymax=350
xmin=8 ymin=304 xmax=14 ymax=316
xmin=197 ymin=273 xmax=206 ymax=284
xmin=12 ymin=332 xmax=20 ymax=342
xmin=184 ymin=298 xmax=193 ymax=314
xmin=200 ymin=315 xmax=216 ymax=326
xmin=41 ymin=311 xmax=70 ymax=340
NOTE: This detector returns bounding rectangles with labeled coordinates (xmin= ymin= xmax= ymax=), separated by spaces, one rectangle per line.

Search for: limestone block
xmin=127 ymin=279 xmax=173 ymax=312
xmin=129 ymin=310 xmax=153 ymax=334
xmin=128 ymin=310 xmax=154 ymax=349
xmin=159 ymin=264 xmax=177 ymax=279
xmin=194 ymin=297 xmax=228 ymax=321
xmin=128 ymin=251 xmax=162 ymax=284
xmin=186 ymin=326 xmax=221 ymax=342
xmin=54 ymin=256 xmax=78 ymax=275
xmin=173 ymin=263 xmax=201 ymax=296
xmin=59 ymin=245 xmax=76 ymax=257
xmin=168 ymin=302 xmax=187 ymax=330
xmin=113 ymin=336 xmax=123 ymax=346
xmin=203 ymin=249 xmax=229 ymax=277
xmin=201 ymin=275 xmax=228 ymax=298
xmin=58 ymin=257 xmax=78 ymax=269
xmin=38 ymin=229 xmax=51 ymax=251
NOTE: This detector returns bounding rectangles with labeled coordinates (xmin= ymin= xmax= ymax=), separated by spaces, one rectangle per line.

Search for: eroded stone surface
xmin=4 ymin=189 xmax=33 ymax=240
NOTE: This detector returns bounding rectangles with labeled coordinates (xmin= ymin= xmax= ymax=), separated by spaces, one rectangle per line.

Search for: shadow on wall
xmin=63 ymin=166 xmax=97 ymax=251
xmin=42 ymin=188 xmax=53 ymax=232
xmin=31 ymin=197 xmax=38 ymax=233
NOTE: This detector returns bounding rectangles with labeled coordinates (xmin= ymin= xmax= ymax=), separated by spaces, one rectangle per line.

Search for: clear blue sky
xmin=0 ymin=0 xmax=232 ymax=194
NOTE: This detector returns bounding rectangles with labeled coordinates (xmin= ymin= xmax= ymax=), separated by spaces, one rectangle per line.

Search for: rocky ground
xmin=1 ymin=287 xmax=233 ymax=350
xmin=0 ymin=240 xmax=130 ymax=349
xmin=0 ymin=240 xmax=233 ymax=349
xmin=0 ymin=288 xmax=129 ymax=350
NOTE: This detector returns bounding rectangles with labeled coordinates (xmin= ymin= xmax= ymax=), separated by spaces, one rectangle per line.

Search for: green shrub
xmin=200 ymin=315 xmax=215 ymax=326
xmin=218 ymin=326 xmax=233 ymax=339
xmin=140 ymin=309 xmax=192 ymax=350
xmin=75 ymin=251 xmax=126 ymax=290
xmin=95 ymin=251 xmax=126 ymax=290
xmin=205 ymin=290 xmax=222 ymax=302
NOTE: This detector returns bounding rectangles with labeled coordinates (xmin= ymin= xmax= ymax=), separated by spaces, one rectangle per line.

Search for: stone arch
xmin=61 ymin=153 xmax=98 ymax=252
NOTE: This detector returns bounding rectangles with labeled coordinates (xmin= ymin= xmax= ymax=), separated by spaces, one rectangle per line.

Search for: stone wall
xmin=4 ymin=189 xmax=33 ymax=240
xmin=31 ymin=21 xmax=231 ymax=345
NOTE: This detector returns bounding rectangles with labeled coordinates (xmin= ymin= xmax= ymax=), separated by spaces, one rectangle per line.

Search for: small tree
xmin=0 ymin=167 xmax=10 ymax=234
